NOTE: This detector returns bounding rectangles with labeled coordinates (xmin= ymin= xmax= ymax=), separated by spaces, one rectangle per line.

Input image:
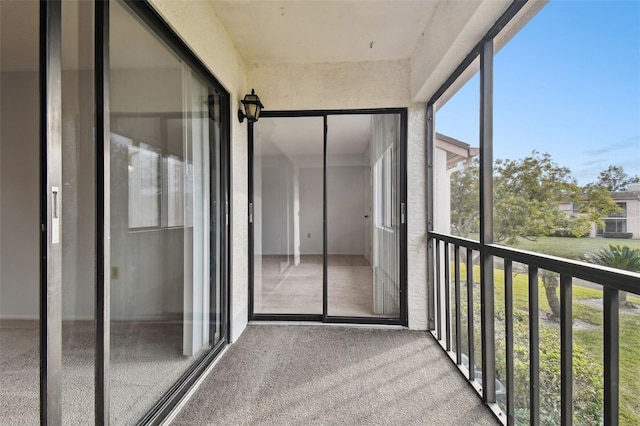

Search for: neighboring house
xmin=560 ymin=183 xmax=640 ymax=239
xmin=434 ymin=133 xmax=478 ymax=234
xmin=596 ymin=183 xmax=640 ymax=239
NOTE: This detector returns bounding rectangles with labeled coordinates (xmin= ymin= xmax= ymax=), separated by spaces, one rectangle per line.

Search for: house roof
xmin=435 ymin=133 xmax=478 ymax=168
xmin=611 ymin=190 xmax=640 ymax=201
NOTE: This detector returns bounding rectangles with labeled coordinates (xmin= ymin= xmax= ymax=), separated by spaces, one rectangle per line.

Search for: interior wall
xmin=260 ymin=163 xmax=367 ymax=257
xmin=298 ymin=167 xmax=323 ymax=255
xmin=0 ymin=71 xmax=40 ymax=319
xmin=327 ymin=166 xmax=366 ymax=255
xmin=260 ymin=154 xmax=294 ymax=256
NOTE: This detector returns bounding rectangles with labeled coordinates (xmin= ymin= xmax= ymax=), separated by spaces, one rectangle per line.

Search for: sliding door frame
xmin=110 ymin=2 xmax=232 ymax=424
xmin=35 ymin=0 xmax=232 ymax=424
xmin=248 ymin=108 xmax=408 ymax=326
xmin=40 ymin=1 xmax=63 ymax=423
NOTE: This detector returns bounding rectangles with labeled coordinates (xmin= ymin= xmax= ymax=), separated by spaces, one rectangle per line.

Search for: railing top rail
xmin=428 ymin=231 xmax=640 ymax=295
xmin=428 ymin=232 xmax=481 ymax=250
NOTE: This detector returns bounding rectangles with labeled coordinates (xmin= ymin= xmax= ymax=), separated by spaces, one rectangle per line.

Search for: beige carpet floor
xmin=172 ymin=324 xmax=500 ymax=425
xmin=0 ymin=320 xmax=204 ymax=425
xmin=255 ymin=255 xmax=399 ymax=317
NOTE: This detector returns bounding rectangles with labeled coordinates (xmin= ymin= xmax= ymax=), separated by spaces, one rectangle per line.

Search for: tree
xmin=450 ymin=151 xmax=622 ymax=319
xmin=572 ymin=184 xmax=622 ymax=232
xmin=493 ymin=151 xmax=578 ymax=244
xmin=450 ymin=159 xmax=479 ymax=238
xmin=540 ymin=270 xmax=561 ymax=320
xmin=492 ymin=152 xmax=620 ymax=243
xmin=584 ymin=244 xmax=640 ymax=307
xmin=589 ymin=165 xmax=640 ymax=192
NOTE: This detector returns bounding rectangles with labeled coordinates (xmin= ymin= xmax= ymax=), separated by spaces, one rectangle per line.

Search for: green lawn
xmin=466 ymin=234 xmax=640 ymax=260
xmin=507 ymin=236 xmax=640 ymax=260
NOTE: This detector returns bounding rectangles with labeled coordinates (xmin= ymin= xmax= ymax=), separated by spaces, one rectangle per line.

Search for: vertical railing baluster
xmin=467 ymin=248 xmax=475 ymax=381
xmin=455 ymin=245 xmax=462 ymax=364
xmin=444 ymin=242 xmax=451 ymax=351
xmin=427 ymin=237 xmax=436 ymax=331
xmin=604 ymin=287 xmax=619 ymax=425
xmin=529 ymin=266 xmax=540 ymax=426
xmin=560 ymin=274 xmax=573 ymax=426
xmin=505 ymin=259 xmax=514 ymax=425
xmin=436 ymin=240 xmax=442 ymax=341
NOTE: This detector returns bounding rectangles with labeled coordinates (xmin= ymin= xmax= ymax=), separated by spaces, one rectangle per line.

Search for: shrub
xmin=603 ymin=232 xmax=633 ymax=239
xmin=495 ymin=319 xmax=603 ymax=425
xmin=552 ymin=229 xmax=590 ymax=238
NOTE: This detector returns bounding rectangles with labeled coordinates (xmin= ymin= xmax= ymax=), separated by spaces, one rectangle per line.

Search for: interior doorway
xmin=249 ymin=110 xmax=407 ymax=324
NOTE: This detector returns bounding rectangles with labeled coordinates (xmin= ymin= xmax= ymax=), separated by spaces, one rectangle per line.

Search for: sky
xmin=436 ymin=0 xmax=640 ymax=186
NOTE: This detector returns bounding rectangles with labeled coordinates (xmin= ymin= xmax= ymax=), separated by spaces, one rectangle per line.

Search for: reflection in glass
xmin=327 ymin=114 xmax=400 ymax=317
xmin=128 ymin=143 xmax=161 ymax=228
xmin=253 ymin=117 xmax=324 ymax=315
xmin=109 ymin=1 xmax=222 ymax=422
xmin=61 ymin=0 xmax=96 ymax=422
xmin=0 ymin=2 xmax=41 ymax=422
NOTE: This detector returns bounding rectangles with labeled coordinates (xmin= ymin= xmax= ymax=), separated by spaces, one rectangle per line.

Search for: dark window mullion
xmin=95 ymin=0 xmax=110 ymax=423
xmin=40 ymin=0 xmax=63 ymax=423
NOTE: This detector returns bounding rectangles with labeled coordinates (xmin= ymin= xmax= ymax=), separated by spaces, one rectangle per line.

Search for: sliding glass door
xmin=252 ymin=117 xmax=324 ymax=315
xmin=327 ymin=114 xmax=401 ymax=318
xmin=1 ymin=1 xmax=230 ymax=423
xmin=109 ymin=1 xmax=227 ymax=422
xmin=250 ymin=112 xmax=406 ymax=323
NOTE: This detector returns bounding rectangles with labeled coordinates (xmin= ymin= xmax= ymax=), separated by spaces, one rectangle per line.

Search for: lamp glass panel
xmin=245 ymin=102 xmax=258 ymax=120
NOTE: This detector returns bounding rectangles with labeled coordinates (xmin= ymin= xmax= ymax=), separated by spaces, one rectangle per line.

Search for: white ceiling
xmin=209 ymin=0 xmax=438 ymax=64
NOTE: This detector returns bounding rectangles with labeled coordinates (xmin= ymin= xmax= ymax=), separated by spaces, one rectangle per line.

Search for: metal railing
xmin=427 ymin=231 xmax=640 ymax=425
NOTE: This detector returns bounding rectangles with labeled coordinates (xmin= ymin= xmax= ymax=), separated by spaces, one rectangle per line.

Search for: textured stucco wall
xmin=147 ymin=5 xmax=437 ymax=333
xmin=407 ymin=104 xmax=427 ymax=330
xmin=247 ymin=60 xmax=410 ymax=110
xmin=249 ymin=61 xmax=428 ymax=329
xmin=410 ymin=0 xmax=511 ymax=102
xmin=149 ymin=0 xmax=249 ymax=342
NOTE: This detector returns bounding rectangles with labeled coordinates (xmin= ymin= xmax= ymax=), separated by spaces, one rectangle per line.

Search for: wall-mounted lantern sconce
xmin=238 ymin=89 xmax=264 ymax=124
